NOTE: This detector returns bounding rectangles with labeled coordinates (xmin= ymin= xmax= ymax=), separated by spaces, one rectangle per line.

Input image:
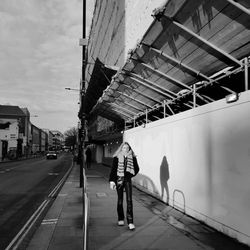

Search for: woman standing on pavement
xmin=109 ymin=142 xmax=139 ymax=230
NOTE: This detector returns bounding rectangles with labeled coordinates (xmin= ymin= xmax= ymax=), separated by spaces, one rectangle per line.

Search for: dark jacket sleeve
xmin=133 ymin=157 xmax=139 ymax=176
xmin=109 ymin=157 xmax=118 ymax=182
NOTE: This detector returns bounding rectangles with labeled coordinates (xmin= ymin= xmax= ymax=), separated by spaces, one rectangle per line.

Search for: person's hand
xmin=110 ymin=181 xmax=116 ymax=190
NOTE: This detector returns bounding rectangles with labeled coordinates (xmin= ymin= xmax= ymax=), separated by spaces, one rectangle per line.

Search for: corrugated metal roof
xmin=87 ymin=0 xmax=250 ymax=127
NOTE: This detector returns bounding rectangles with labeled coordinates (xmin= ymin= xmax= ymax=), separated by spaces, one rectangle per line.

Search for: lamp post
xmin=78 ymin=0 xmax=87 ymax=188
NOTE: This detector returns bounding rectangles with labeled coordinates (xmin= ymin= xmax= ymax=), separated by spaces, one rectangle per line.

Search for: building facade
xmin=0 ymin=105 xmax=26 ymax=159
xmin=0 ymin=118 xmax=19 ymax=160
xmin=50 ymin=130 xmax=64 ymax=151
xmin=84 ymin=0 xmax=250 ymax=246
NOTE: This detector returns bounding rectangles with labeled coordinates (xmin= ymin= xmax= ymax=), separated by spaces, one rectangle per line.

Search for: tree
xmin=64 ymin=127 xmax=77 ymax=150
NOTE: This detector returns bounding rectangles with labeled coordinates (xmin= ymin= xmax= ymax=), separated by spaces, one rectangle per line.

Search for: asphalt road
xmin=0 ymin=153 xmax=73 ymax=249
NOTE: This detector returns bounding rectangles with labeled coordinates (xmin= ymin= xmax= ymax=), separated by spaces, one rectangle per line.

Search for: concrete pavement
xmin=27 ymin=162 xmax=250 ymax=250
xmin=27 ymin=163 xmax=83 ymax=250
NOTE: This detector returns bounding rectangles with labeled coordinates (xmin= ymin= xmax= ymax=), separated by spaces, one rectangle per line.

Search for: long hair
xmin=113 ymin=142 xmax=135 ymax=157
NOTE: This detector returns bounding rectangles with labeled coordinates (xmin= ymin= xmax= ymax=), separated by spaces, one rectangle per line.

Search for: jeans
xmin=116 ymin=180 xmax=133 ymax=224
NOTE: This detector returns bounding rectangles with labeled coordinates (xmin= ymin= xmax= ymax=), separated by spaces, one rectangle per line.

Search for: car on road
xmin=46 ymin=151 xmax=57 ymax=159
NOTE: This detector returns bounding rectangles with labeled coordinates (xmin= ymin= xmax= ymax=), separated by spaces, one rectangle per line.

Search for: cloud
xmin=0 ymin=0 xmax=95 ymax=132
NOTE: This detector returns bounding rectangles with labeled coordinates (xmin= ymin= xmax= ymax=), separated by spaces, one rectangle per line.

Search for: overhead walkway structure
xmin=86 ymin=0 xmax=250 ymax=129
xmin=81 ymin=0 xmax=250 ymax=247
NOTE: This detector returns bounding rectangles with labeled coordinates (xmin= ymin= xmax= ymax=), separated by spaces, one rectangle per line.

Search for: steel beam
xmin=196 ymin=93 xmax=210 ymax=104
xmin=152 ymin=115 xmax=161 ymax=120
xmin=139 ymin=61 xmax=192 ymax=90
xmin=117 ymin=91 xmax=153 ymax=109
xmin=120 ymin=82 xmax=162 ymax=104
xmin=116 ymin=98 xmax=144 ymax=112
xmin=109 ymin=103 xmax=137 ymax=115
xmin=200 ymin=94 xmax=215 ymax=102
xmin=166 ymin=103 xmax=175 ymax=115
xmin=226 ymin=0 xmax=250 ymax=16
xmin=162 ymin=16 xmax=242 ymax=67
xmin=147 ymin=46 xmax=212 ymax=82
xmin=123 ymin=69 xmax=177 ymax=97
xmin=129 ymin=76 xmax=175 ymax=100
xmin=244 ymin=57 xmax=249 ymax=91
xmin=193 ymin=84 xmax=197 ymax=108
xmin=127 ymin=71 xmax=178 ymax=97
xmin=111 ymin=108 xmax=133 ymax=119
xmin=163 ymin=100 xmax=166 ymax=117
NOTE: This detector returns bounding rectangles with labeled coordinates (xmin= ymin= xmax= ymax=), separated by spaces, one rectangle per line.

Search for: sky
xmin=0 ymin=0 xmax=95 ymax=133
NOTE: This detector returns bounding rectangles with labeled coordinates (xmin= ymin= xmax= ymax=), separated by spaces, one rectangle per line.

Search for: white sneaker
xmin=118 ymin=220 xmax=124 ymax=226
xmin=128 ymin=223 xmax=135 ymax=230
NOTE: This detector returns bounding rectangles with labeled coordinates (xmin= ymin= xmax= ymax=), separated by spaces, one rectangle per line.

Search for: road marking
xmin=5 ymin=199 xmax=50 ymax=250
xmin=48 ymin=172 xmax=59 ymax=175
xmin=41 ymin=218 xmax=58 ymax=225
xmin=58 ymin=193 xmax=67 ymax=197
xmin=96 ymin=192 xmax=107 ymax=197
xmin=6 ymin=161 xmax=74 ymax=250
xmin=48 ymin=165 xmax=73 ymax=198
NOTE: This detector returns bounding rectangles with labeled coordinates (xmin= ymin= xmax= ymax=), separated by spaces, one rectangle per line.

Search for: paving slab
xmin=27 ymin=164 xmax=83 ymax=250
xmin=86 ymin=163 xmax=250 ymax=250
xmin=27 ymin=162 xmax=250 ymax=250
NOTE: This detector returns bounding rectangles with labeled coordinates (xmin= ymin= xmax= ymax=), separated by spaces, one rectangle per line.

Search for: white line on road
xmin=5 ymin=199 xmax=50 ymax=250
xmin=5 ymin=161 xmax=74 ymax=250
xmin=48 ymin=164 xmax=73 ymax=198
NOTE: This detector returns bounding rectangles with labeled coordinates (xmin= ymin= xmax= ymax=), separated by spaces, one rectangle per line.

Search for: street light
xmin=78 ymin=0 xmax=87 ymax=188
xmin=65 ymin=87 xmax=84 ymax=94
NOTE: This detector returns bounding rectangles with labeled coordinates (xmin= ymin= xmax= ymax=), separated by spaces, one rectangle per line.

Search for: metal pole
xmin=80 ymin=0 xmax=86 ymax=188
xmin=163 ymin=100 xmax=166 ymax=118
xmin=193 ymin=83 xmax=196 ymax=108
xmin=245 ymin=57 xmax=248 ymax=91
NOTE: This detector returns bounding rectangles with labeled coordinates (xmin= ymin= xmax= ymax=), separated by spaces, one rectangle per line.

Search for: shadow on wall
xmin=160 ymin=156 xmax=170 ymax=204
xmin=133 ymin=155 xmax=170 ymax=202
xmin=134 ymin=173 xmax=160 ymax=198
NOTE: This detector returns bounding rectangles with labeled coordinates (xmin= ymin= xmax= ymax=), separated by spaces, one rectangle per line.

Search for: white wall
xmin=125 ymin=0 xmax=166 ymax=55
xmin=124 ymin=90 xmax=250 ymax=246
xmin=0 ymin=119 xmax=18 ymax=150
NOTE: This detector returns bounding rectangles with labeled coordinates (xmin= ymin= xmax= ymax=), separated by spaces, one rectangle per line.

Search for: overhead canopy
xmin=88 ymin=0 xmax=250 ymax=127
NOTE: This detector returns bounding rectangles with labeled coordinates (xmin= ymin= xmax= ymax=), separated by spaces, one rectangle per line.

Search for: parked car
xmin=46 ymin=151 xmax=57 ymax=159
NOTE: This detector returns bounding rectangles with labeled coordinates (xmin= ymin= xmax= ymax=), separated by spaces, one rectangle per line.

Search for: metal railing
xmin=82 ymin=168 xmax=89 ymax=250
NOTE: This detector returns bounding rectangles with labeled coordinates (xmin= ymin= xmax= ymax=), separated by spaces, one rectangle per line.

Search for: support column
xmin=245 ymin=57 xmax=249 ymax=91
xmin=193 ymin=84 xmax=196 ymax=108
xmin=79 ymin=0 xmax=86 ymax=188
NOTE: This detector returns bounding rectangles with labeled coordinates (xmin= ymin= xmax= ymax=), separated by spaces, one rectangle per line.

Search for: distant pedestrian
xmin=85 ymin=147 xmax=92 ymax=169
xmin=109 ymin=142 xmax=139 ymax=230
